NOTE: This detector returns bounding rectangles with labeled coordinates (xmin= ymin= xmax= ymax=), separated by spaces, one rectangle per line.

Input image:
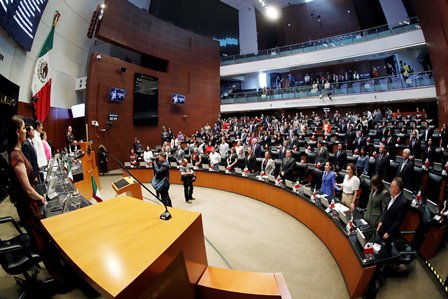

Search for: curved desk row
xmin=126 ymin=168 xmax=382 ymax=298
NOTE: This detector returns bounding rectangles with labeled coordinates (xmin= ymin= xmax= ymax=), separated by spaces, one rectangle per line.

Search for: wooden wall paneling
xmin=87 ymin=0 xmax=220 ymax=163
xmin=411 ymin=0 xmax=448 ymax=125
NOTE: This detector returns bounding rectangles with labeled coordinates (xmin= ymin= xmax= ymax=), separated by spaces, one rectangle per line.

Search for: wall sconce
xmin=120 ymin=66 xmax=127 ymax=73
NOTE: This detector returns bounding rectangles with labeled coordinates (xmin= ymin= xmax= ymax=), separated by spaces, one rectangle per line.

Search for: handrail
xmin=221 ymin=71 xmax=434 ymax=105
xmin=221 ymin=17 xmax=420 ymax=65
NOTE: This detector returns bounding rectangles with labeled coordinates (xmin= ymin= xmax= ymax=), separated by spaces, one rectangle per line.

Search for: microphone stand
xmin=105 ymin=151 xmax=172 ymax=220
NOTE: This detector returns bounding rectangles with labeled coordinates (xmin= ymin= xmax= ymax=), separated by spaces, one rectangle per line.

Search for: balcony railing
xmin=221 ymin=71 xmax=434 ymax=105
xmin=221 ymin=18 xmax=421 ymax=66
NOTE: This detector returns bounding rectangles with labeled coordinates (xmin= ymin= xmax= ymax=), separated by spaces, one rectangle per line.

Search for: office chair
xmin=412 ymin=166 xmax=423 ymax=192
xmin=0 ymin=216 xmax=54 ymax=299
xmin=424 ymin=172 xmax=442 ymax=203
xmin=295 ymin=162 xmax=308 ymax=184
xmin=357 ymin=176 xmax=371 ymax=209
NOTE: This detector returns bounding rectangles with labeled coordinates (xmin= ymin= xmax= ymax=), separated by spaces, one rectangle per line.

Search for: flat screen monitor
xmin=0 ymin=0 xmax=50 ymax=51
xmin=171 ymin=93 xmax=185 ymax=104
xmin=109 ymin=88 xmax=126 ymax=103
xmin=71 ymin=103 xmax=85 ymax=118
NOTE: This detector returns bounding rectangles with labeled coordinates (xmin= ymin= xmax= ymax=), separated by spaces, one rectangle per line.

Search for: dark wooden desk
xmin=126 ymin=168 xmax=376 ymax=298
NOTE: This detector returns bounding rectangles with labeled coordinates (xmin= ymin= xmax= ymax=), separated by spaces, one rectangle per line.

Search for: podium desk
xmin=41 ymin=196 xmax=208 ymax=299
xmin=125 ymin=167 xmax=377 ymax=298
xmin=111 ymin=176 xmax=143 ymax=200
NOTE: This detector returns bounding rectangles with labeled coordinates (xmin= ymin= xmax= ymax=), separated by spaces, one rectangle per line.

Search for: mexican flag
xmin=31 ymin=12 xmax=60 ymax=122
xmin=91 ymin=175 xmax=103 ymax=203
xmin=67 ymin=162 xmax=73 ymax=182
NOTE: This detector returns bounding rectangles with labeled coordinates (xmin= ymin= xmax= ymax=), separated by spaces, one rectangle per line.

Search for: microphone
xmin=103 ymin=146 xmax=171 ymax=220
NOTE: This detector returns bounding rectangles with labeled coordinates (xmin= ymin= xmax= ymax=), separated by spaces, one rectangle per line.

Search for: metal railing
xmin=221 ymin=71 xmax=434 ymax=105
xmin=221 ymin=18 xmax=420 ymax=66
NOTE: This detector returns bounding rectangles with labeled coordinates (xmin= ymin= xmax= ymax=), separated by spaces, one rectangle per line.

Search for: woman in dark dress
xmin=8 ymin=116 xmax=68 ymax=283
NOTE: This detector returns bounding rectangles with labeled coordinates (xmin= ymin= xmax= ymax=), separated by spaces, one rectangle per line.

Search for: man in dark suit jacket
xmin=315 ymin=141 xmax=329 ymax=165
xmin=334 ymin=143 xmax=347 ymax=172
xmin=278 ymin=141 xmax=288 ymax=160
xmin=373 ymin=143 xmax=390 ymax=180
xmin=346 ymin=126 xmax=356 ymax=150
xmin=421 ymin=122 xmax=434 ymax=144
xmin=251 ymin=139 xmax=262 ymax=158
xmin=408 ymin=131 xmax=421 ymax=158
xmin=245 ymin=147 xmax=257 ymax=173
xmin=354 ymin=131 xmax=367 ymax=151
xmin=377 ymin=177 xmax=408 ymax=247
xmin=280 ymin=150 xmax=296 ymax=181
xmin=22 ymin=125 xmax=40 ymax=180
xmin=396 ymin=149 xmax=414 ymax=190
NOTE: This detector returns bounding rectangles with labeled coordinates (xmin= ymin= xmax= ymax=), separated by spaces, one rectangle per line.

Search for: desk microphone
xmin=103 ymin=147 xmax=172 ymax=221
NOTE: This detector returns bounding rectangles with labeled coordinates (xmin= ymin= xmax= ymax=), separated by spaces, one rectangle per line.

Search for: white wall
xmin=238 ymin=2 xmax=258 ymax=55
xmin=0 ymin=0 xmax=103 ymax=108
xmin=241 ymin=73 xmax=260 ymax=90
xmin=379 ymin=0 xmax=409 ymax=27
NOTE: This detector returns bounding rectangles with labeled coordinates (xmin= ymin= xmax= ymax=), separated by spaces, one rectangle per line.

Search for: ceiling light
xmin=265 ymin=6 xmax=280 ymax=21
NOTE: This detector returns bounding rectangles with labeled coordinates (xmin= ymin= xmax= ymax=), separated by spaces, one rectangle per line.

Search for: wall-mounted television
xmin=171 ymin=93 xmax=185 ymax=105
xmin=109 ymin=88 xmax=126 ymax=103
xmin=0 ymin=0 xmax=50 ymax=51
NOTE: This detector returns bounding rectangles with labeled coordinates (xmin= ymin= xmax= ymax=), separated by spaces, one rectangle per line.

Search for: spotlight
xmin=96 ymin=54 xmax=102 ymax=60
xmin=265 ymin=6 xmax=280 ymax=21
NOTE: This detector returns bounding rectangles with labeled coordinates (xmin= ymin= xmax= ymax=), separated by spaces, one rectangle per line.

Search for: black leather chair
xmin=358 ymin=176 xmax=371 ymax=209
xmin=306 ymin=152 xmax=316 ymax=164
xmin=387 ymin=160 xmax=399 ymax=182
xmin=310 ymin=168 xmax=323 ymax=190
xmin=412 ymin=166 xmax=423 ymax=192
xmin=425 ymin=172 xmax=442 ymax=202
xmin=295 ymin=162 xmax=308 ymax=183
xmin=0 ymin=216 xmax=53 ymax=298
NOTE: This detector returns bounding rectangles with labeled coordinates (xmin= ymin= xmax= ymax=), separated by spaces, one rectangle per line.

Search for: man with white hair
xmin=396 ymin=148 xmax=414 ymax=190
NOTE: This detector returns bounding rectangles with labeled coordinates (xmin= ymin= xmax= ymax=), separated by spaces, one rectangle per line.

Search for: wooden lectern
xmin=111 ymin=176 xmax=143 ymax=200
xmin=42 ymin=197 xmax=291 ymax=299
xmin=74 ymin=141 xmax=101 ymax=199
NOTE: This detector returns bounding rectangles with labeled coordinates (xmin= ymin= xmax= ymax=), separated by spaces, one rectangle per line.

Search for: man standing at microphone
xmin=153 ymin=153 xmax=172 ymax=207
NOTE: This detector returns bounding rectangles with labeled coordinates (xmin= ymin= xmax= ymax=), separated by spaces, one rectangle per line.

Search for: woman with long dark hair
xmin=7 ymin=115 xmax=68 ymax=283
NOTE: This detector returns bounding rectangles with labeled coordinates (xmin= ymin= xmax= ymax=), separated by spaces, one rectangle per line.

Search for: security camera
xmin=96 ymin=54 xmax=102 ymax=60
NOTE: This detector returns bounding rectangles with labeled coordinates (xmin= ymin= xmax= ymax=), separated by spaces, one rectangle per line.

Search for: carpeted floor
xmin=0 ymin=173 xmax=445 ymax=298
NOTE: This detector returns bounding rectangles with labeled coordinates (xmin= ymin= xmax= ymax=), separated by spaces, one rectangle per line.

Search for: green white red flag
xmin=31 ymin=11 xmax=60 ymax=122
xmin=91 ymin=175 xmax=103 ymax=203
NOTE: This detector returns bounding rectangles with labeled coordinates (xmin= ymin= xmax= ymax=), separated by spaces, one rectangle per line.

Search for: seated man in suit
xmin=396 ymin=148 xmax=413 ymax=190
xmin=376 ymin=177 xmax=408 ymax=250
xmin=260 ymin=151 xmax=275 ymax=176
xmin=280 ymin=150 xmax=296 ymax=182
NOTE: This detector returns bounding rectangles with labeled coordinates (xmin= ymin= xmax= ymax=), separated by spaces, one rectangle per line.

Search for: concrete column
xmin=379 ymin=0 xmax=409 ymax=28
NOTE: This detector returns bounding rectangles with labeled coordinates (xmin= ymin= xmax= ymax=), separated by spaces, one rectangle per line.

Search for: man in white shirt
xmin=209 ymin=147 xmax=221 ymax=170
xmin=218 ymin=137 xmax=229 ymax=157
xmin=32 ymin=120 xmax=47 ymax=181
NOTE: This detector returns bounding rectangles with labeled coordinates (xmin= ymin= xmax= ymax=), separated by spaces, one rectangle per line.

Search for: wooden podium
xmin=42 ymin=196 xmax=291 ymax=299
xmin=74 ymin=141 xmax=101 ymax=199
xmin=111 ymin=176 xmax=143 ymax=200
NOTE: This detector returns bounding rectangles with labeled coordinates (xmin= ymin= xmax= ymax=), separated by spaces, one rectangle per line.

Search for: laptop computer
xmin=268 ymin=174 xmax=276 ymax=183
xmin=170 ymin=162 xmax=178 ymax=168
xmin=356 ymin=228 xmax=367 ymax=248
xmin=218 ymin=165 xmax=226 ymax=172
xmin=285 ymin=180 xmax=293 ymax=189
xmin=426 ymin=199 xmax=439 ymax=215
xmin=433 ymin=162 xmax=442 ymax=172
xmin=203 ymin=164 xmax=210 ymax=170
xmin=234 ymin=167 xmax=242 ymax=174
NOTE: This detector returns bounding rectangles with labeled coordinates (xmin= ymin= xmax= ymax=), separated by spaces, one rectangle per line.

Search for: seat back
xmin=311 ymin=168 xmax=323 ymax=189
xmin=425 ymin=172 xmax=442 ymax=203
xmin=358 ymin=177 xmax=371 ymax=209
xmin=412 ymin=166 xmax=423 ymax=192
